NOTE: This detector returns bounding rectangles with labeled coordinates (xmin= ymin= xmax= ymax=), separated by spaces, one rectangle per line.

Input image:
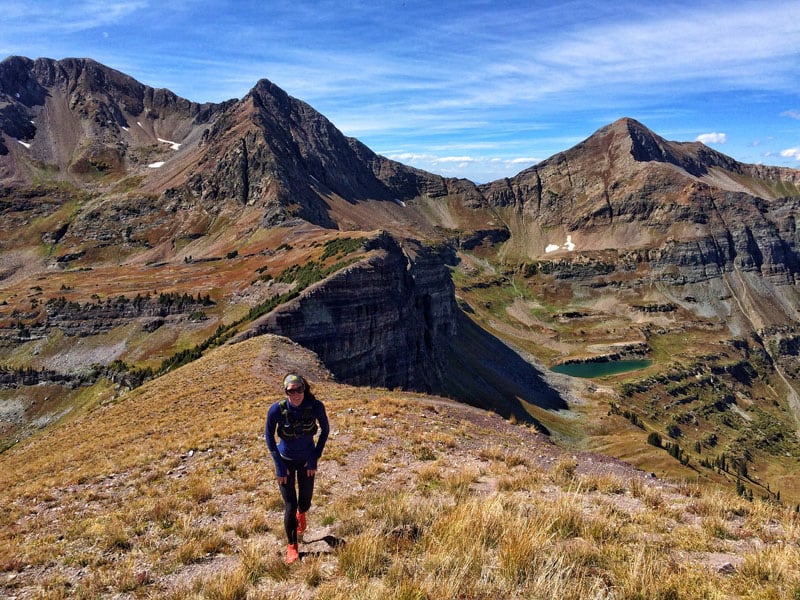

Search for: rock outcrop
xmin=242 ymin=232 xmax=458 ymax=392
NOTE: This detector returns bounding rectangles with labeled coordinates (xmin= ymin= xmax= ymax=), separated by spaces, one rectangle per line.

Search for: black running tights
xmin=278 ymin=459 xmax=315 ymax=544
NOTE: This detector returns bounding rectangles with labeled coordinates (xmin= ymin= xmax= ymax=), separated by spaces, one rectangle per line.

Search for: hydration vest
xmin=277 ymin=399 xmax=318 ymax=440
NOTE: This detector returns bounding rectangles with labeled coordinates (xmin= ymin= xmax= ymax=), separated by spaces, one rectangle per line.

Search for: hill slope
xmin=1 ymin=335 xmax=798 ymax=599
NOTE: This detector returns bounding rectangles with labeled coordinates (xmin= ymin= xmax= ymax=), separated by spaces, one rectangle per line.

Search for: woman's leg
xmin=278 ymin=466 xmax=299 ymax=544
xmin=297 ymin=467 xmax=315 ymax=514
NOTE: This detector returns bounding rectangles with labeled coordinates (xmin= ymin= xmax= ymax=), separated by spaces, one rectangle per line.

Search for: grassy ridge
xmin=1 ymin=336 xmax=798 ymax=599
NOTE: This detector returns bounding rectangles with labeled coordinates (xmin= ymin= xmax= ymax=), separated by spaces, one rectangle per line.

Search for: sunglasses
xmin=286 ymin=386 xmax=304 ymax=394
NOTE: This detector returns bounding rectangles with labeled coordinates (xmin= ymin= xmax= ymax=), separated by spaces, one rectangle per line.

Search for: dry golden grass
xmin=1 ymin=334 xmax=799 ymax=599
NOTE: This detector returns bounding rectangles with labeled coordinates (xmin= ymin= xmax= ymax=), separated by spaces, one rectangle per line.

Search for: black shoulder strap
xmin=302 ymin=401 xmax=315 ymax=419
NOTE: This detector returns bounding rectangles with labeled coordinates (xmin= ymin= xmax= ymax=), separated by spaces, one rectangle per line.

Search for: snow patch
xmin=121 ymin=126 xmax=129 ymax=131
xmin=394 ymin=199 xmax=406 ymax=207
xmin=545 ymin=235 xmax=576 ymax=253
xmin=17 ymin=140 xmax=31 ymax=149
xmin=148 ymin=161 xmax=165 ymax=168
xmin=157 ymin=137 xmax=181 ymax=151
xmin=137 ymin=122 xmax=144 ymax=128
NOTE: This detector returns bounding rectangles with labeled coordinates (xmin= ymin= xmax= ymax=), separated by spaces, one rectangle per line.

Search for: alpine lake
xmin=551 ymin=359 xmax=653 ymax=379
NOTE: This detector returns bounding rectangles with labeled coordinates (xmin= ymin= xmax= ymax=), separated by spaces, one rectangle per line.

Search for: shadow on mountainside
xmin=439 ymin=312 xmax=567 ymax=434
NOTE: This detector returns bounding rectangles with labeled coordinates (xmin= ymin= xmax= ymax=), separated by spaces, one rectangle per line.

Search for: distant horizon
xmin=2 ymin=1 xmax=799 ymax=183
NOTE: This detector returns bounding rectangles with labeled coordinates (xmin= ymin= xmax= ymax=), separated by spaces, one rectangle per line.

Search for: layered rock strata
xmin=242 ymin=233 xmax=458 ymax=392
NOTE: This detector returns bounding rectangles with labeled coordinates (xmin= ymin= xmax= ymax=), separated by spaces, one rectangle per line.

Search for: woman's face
xmin=286 ymin=384 xmax=305 ymax=407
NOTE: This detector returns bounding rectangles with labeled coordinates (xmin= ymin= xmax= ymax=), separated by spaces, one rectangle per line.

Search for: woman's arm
xmin=306 ymin=401 xmax=329 ymax=471
xmin=265 ymin=404 xmax=287 ymax=478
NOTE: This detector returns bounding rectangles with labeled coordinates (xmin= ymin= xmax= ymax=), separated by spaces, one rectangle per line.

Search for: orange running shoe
xmin=296 ymin=511 xmax=307 ymax=535
xmin=285 ymin=543 xmax=299 ymax=564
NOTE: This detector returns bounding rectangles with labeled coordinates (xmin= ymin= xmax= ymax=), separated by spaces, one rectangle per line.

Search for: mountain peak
xmin=248 ymin=77 xmax=294 ymax=111
xmin=608 ymin=116 xmax=650 ymax=133
xmin=575 ymin=116 xmax=738 ymax=178
xmin=587 ymin=117 xmax=677 ymax=164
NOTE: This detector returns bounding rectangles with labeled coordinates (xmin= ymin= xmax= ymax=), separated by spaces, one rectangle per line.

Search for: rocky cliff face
xmin=0 ymin=57 xmax=488 ymax=422
xmin=242 ymin=232 xmax=458 ymax=392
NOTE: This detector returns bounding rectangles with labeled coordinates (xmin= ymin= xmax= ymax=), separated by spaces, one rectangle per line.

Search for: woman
xmin=265 ymin=373 xmax=330 ymax=564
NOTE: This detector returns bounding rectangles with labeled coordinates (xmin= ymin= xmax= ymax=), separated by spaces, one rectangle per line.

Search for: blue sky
xmin=2 ymin=1 xmax=800 ymax=183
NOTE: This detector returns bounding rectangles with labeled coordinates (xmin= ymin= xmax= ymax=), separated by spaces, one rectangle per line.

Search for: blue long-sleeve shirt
xmin=265 ymin=396 xmax=329 ymax=478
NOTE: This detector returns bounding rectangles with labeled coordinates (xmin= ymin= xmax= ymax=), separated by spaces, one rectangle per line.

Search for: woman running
xmin=265 ymin=373 xmax=330 ymax=564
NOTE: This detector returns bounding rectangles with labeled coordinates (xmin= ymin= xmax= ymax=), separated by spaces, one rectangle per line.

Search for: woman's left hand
xmin=306 ymin=468 xmax=317 ymax=477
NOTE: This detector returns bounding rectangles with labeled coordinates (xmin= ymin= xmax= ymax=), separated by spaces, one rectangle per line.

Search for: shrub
xmin=647 ymin=431 xmax=663 ymax=447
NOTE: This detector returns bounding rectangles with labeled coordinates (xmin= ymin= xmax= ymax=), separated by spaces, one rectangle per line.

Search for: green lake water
xmin=551 ymin=359 xmax=652 ymax=379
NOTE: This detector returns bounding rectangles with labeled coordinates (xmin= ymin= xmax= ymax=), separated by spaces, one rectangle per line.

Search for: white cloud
xmin=536 ymin=3 xmax=800 ymax=94
xmin=1 ymin=1 xmax=148 ymax=34
xmin=436 ymin=156 xmax=475 ymax=164
xmin=696 ymin=132 xmax=727 ymax=145
xmin=386 ymin=152 xmax=437 ymax=163
xmin=383 ymin=150 xmax=542 ymax=182
xmin=780 ymin=148 xmax=800 ymax=160
xmin=781 ymin=110 xmax=800 ymax=120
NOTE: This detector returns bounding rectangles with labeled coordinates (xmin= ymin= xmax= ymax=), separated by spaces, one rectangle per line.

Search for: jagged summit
xmin=604 ymin=117 xmax=690 ymax=166
xmin=479 ymin=113 xmax=800 ymax=255
xmin=563 ymin=116 xmax=800 ymax=187
xmin=608 ymin=117 xmax=741 ymax=177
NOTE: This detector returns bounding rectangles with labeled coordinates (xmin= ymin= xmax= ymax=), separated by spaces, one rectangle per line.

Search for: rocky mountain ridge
xmin=0 ymin=56 xmax=228 ymax=176
xmin=0 ymin=56 xmax=470 ymax=233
